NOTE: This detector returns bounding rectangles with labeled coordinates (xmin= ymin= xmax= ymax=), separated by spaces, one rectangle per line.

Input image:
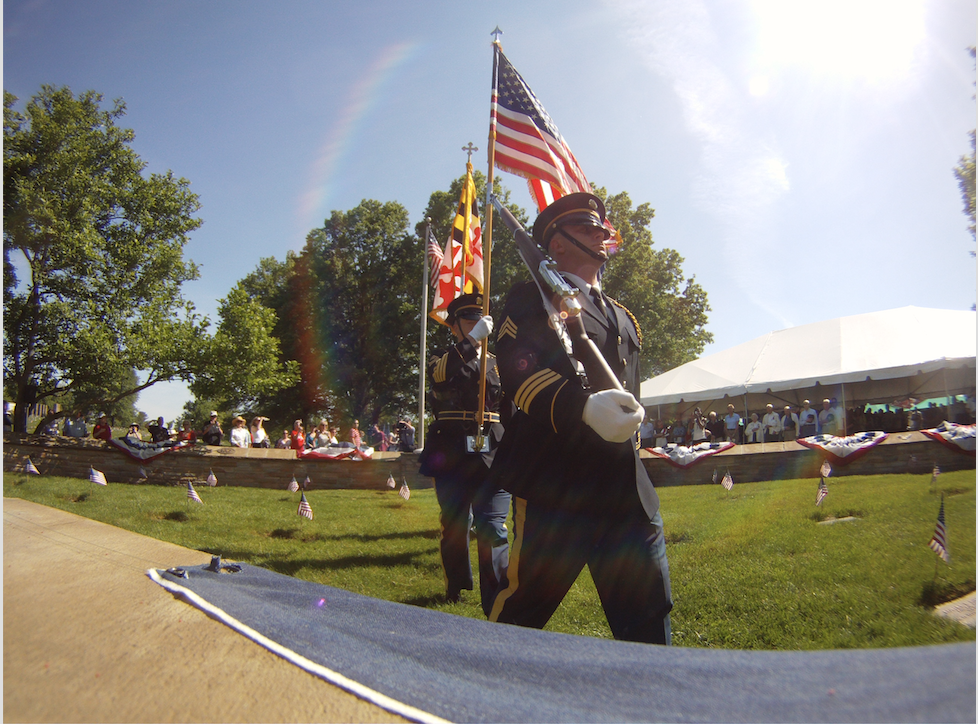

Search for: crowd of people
xmin=641 ymin=397 xmax=976 ymax=447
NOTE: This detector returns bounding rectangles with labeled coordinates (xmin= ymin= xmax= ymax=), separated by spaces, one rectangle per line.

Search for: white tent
xmin=639 ymin=307 xmax=976 ymax=418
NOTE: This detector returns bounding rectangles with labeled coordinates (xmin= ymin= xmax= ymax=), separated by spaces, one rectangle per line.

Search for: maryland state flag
xmin=430 ymin=162 xmax=484 ymax=325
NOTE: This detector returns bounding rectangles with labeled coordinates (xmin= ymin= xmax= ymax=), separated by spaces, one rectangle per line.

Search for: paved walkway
xmin=3 ymin=497 xmax=407 ymax=723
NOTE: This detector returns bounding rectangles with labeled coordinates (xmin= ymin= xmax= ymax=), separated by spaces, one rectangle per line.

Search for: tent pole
xmin=841 ymin=383 xmax=847 ymax=436
xmin=943 ymin=367 xmax=951 ymax=422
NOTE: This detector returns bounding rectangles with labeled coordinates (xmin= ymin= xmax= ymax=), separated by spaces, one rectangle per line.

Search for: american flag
xmin=820 ymin=460 xmax=832 ymax=478
xmin=426 ymin=227 xmax=444 ymax=289
xmin=398 ymin=479 xmax=411 ymax=501
xmin=386 ymin=473 xmax=396 ymax=489
xmin=89 ymin=467 xmax=107 ymax=486
xmin=490 ymin=46 xmax=622 ymax=250
xmin=186 ymin=481 xmax=203 ymax=504
xmin=491 ymin=46 xmax=591 ymax=211
xmin=288 ymin=476 xmax=299 ymax=492
xmin=928 ymin=495 xmax=949 ymax=563
xmin=24 ymin=458 xmax=40 ymax=475
xmin=721 ymin=471 xmax=733 ymax=491
xmin=207 ymin=469 xmax=218 ymax=487
xmin=297 ymin=493 xmax=314 ymax=520
xmin=816 ymin=477 xmax=828 ymax=506
xmin=304 ymin=475 xmax=312 ymax=491
xmin=138 ymin=466 xmax=149 ymax=479
xmin=711 ymin=468 xmax=718 ymax=484
xmin=931 ymin=464 xmax=941 ymax=484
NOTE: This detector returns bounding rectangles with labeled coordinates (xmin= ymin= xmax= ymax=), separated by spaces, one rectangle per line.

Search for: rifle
xmin=489 ymin=194 xmax=623 ymax=393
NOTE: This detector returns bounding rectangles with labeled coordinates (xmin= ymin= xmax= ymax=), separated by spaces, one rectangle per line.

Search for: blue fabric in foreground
xmin=153 ymin=563 xmax=974 ymax=724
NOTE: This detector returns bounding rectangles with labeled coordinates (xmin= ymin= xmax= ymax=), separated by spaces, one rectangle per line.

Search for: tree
xmin=305 ymin=199 xmax=424 ymax=426
xmin=597 ymin=188 xmax=713 ymax=377
xmin=954 ymin=48 xmax=975 ymax=255
xmin=189 ymin=286 xmax=299 ymax=415
xmin=3 ymin=86 xmax=208 ymax=432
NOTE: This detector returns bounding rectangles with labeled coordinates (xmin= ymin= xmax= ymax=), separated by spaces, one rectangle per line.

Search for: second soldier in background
xmin=418 ymin=293 xmax=510 ymax=613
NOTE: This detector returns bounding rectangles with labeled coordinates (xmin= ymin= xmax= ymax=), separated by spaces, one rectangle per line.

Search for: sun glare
xmin=750 ymin=0 xmax=927 ymax=87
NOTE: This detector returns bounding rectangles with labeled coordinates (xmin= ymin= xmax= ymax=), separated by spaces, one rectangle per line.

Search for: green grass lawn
xmin=4 ymin=469 xmax=975 ymax=650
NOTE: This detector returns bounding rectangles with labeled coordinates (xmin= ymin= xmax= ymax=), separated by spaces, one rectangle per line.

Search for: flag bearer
xmin=418 ymin=293 xmax=510 ymax=613
xmin=488 ymin=193 xmax=672 ymax=644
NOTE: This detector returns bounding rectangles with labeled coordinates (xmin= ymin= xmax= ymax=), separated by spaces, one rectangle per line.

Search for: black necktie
xmin=590 ymin=287 xmax=615 ymax=328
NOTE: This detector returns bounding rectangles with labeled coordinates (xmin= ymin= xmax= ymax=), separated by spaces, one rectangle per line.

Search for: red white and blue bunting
xmin=796 ymin=431 xmax=888 ymax=466
xmin=921 ymin=422 xmax=976 ymax=456
xmin=645 ymin=441 xmax=735 ymax=468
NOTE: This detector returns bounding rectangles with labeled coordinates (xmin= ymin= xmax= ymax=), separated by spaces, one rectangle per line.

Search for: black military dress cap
xmin=532 ymin=192 xmax=610 ymax=249
xmin=446 ymin=293 xmax=486 ymax=323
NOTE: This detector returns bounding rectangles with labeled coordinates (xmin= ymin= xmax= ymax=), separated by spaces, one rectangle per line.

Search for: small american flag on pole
xmin=426 ymin=227 xmax=444 ymax=289
xmin=930 ymin=464 xmax=940 ymax=484
xmin=820 ymin=460 xmax=832 ymax=478
xmin=24 ymin=458 xmax=40 ymax=475
xmin=297 ymin=493 xmax=314 ymax=520
xmin=187 ymin=481 xmax=203 ymax=504
xmin=928 ymin=495 xmax=949 ymax=563
xmin=816 ymin=477 xmax=828 ymax=506
xmin=398 ymin=479 xmax=411 ymax=501
xmin=89 ymin=467 xmax=107 ymax=486
xmin=207 ymin=469 xmax=218 ymax=487
xmin=386 ymin=473 xmax=396 ymax=489
xmin=711 ymin=468 xmax=718 ymax=484
xmin=304 ymin=475 xmax=312 ymax=491
xmin=720 ymin=471 xmax=733 ymax=491
xmin=138 ymin=466 xmax=149 ymax=479
xmin=288 ymin=476 xmax=299 ymax=492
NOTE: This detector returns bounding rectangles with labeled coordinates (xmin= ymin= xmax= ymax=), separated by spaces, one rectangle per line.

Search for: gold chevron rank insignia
xmin=498 ymin=316 xmax=518 ymax=341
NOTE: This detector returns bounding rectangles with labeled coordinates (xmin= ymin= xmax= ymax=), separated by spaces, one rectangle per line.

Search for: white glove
xmin=468 ymin=315 xmax=493 ymax=343
xmin=582 ymin=389 xmax=645 ymax=443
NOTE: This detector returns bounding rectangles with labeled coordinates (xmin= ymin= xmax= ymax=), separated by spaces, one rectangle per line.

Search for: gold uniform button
xmin=617 ymin=335 xmax=622 ymax=345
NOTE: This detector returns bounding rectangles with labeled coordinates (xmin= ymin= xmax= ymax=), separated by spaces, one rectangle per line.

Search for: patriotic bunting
xmin=108 ymin=437 xmax=191 ymax=462
xmin=24 ymin=458 xmax=40 ymax=475
xmin=89 ymin=467 xmax=107 ymax=486
xmin=796 ymin=431 xmax=888 ymax=466
xmin=928 ymin=496 xmax=949 ymax=563
xmin=288 ymin=476 xmax=299 ymax=492
xmin=187 ymin=481 xmax=203 ymax=504
xmin=647 ymin=441 xmax=735 ymax=468
xmin=921 ymin=422 xmax=976 ymax=456
xmin=298 ymin=446 xmax=374 ymax=461
xmin=816 ymin=477 xmax=828 ymax=507
xmin=297 ymin=493 xmax=314 ymax=520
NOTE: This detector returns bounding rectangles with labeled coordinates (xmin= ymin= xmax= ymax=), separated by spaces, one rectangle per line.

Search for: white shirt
xmin=230 ymin=426 xmax=251 ymax=448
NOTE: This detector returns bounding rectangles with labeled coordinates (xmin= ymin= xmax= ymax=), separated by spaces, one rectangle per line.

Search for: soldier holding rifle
xmin=487 ymin=193 xmax=672 ymax=645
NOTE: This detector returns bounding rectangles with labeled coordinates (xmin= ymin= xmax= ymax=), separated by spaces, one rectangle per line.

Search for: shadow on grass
xmin=163 ymin=510 xmax=190 ymax=522
xmin=202 ymin=548 xmax=441 ymax=579
xmin=918 ymin=578 xmax=977 ymax=608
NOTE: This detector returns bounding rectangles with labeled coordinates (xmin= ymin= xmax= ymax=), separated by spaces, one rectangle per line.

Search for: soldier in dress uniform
xmin=487 ymin=193 xmax=673 ymax=644
xmin=418 ymin=293 xmax=510 ymax=612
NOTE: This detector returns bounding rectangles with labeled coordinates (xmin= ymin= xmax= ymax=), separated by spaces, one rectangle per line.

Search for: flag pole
xmin=474 ymin=30 xmax=502 ymax=451
xmin=418 ymin=218 xmax=432 ymax=451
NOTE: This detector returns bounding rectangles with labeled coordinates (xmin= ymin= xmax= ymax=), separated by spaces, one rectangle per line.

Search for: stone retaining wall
xmin=3 ymin=430 xmax=973 ymax=491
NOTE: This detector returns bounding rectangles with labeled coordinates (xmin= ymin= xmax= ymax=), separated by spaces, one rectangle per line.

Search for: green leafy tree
xmin=954 ymin=48 xmax=975 ymax=256
xmin=597 ymin=188 xmax=713 ymax=377
xmin=3 ymin=86 xmax=207 ymax=433
xmin=306 ymin=199 xmax=423 ymax=426
xmin=189 ymin=286 xmax=299 ymax=416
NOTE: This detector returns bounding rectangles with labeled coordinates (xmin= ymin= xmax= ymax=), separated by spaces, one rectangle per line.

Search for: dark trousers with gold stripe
xmin=489 ymin=497 xmax=672 ymax=644
xmin=434 ymin=466 xmax=510 ymax=616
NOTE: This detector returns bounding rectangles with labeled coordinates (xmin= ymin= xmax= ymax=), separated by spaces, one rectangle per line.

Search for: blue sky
xmin=4 ymin=0 xmax=975 ymax=425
